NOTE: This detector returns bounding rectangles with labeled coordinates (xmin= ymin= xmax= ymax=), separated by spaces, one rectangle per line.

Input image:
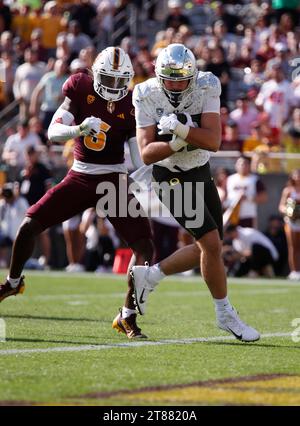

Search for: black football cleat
xmin=0 ymin=276 xmax=25 ymax=303
xmin=112 ymin=309 xmax=148 ymax=339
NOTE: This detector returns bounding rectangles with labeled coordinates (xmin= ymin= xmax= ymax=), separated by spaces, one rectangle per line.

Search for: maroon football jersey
xmin=62 ymin=73 xmax=136 ymax=165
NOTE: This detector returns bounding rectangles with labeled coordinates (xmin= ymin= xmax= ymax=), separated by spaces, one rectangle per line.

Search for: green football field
xmin=0 ymin=271 xmax=299 ymax=406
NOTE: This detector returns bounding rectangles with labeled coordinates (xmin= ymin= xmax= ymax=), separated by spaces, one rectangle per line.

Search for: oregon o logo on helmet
xmin=0 ymin=58 xmax=6 ymax=83
xmin=0 ymin=318 xmax=6 ymax=342
xmin=290 ymin=57 xmax=300 ymax=81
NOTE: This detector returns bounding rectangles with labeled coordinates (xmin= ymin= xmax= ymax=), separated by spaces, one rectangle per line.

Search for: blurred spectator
xmin=212 ymin=1 xmax=239 ymax=34
xmin=241 ymin=1 xmax=265 ymax=28
xmin=55 ymin=32 xmax=74 ymax=64
xmin=30 ymin=58 xmax=69 ymax=130
xmin=244 ymin=58 xmax=265 ymax=88
xmin=0 ymin=183 xmax=29 ymax=268
xmin=279 ymin=169 xmax=300 ymax=280
xmin=194 ymin=43 xmax=211 ymax=71
xmin=68 ymin=0 xmax=97 ymax=38
xmin=29 ymin=28 xmax=48 ymax=62
xmin=80 ymin=211 xmax=116 ymax=272
xmin=13 ymin=47 xmax=46 ymax=120
xmin=29 ymin=116 xmax=48 ymax=146
xmin=256 ymin=34 xmax=275 ymax=63
xmin=272 ymin=0 xmax=299 ymax=27
xmin=230 ymin=93 xmax=259 ymax=140
xmin=2 ymin=119 xmax=42 ymax=179
xmin=0 ymin=52 xmax=17 ymax=105
xmin=62 ymin=214 xmax=85 ymax=272
xmin=268 ymin=23 xmax=287 ymax=49
xmin=224 ymin=224 xmax=279 ymax=277
xmin=256 ymin=61 xmax=296 ymax=143
xmin=18 ymin=145 xmax=52 ymax=206
xmin=41 ymin=1 xmax=66 ymax=56
xmin=243 ymin=121 xmax=271 ymax=153
xmin=0 ymin=31 xmax=13 ymax=56
xmin=18 ymin=146 xmax=52 ymax=267
xmin=79 ymin=46 xmax=96 ymax=69
xmin=12 ymin=36 xmax=26 ymax=66
xmin=211 ymin=20 xmax=237 ymax=54
xmin=0 ymin=0 xmax=12 ymax=32
xmin=12 ymin=5 xmax=32 ymax=44
xmin=130 ymin=59 xmax=152 ymax=89
xmin=205 ymin=45 xmax=230 ymax=106
xmin=226 ymin=156 xmax=267 ymax=228
xmin=264 ymin=215 xmax=288 ymax=276
xmin=282 ymin=108 xmax=300 ymax=169
xmin=151 ymin=27 xmax=175 ymax=58
xmin=221 ymin=121 xmax=242 ymax=151
xmin=66 ymin=20 xmax=93 ymax=56
xmin=232 ymin=44 xmax=252 ymax=69
xmin=266 ymin=42 xmax=292 ymax=80
xmin=255 ymin=14 xmax=271 ymax=42
xmin=214 ymin=167 xmax=230 ymax=207
xmin=69 ymin=58 xmax=86 ymax=74
xmin=164 ymin=0 xmax=190 ymax=31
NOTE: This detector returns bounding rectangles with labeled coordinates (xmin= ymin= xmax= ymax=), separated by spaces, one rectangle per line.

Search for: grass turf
xmin=0 ymin=272 xmax=299 ymax=405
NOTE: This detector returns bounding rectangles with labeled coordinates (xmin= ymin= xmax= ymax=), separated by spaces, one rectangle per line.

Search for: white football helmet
xmin=155 ymin=43 xmax=197 ymax=104
xmin=92 ymin=47 xmax=134 ymax=101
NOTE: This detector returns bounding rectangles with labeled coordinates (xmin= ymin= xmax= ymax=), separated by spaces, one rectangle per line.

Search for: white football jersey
xmin=133 ymin=71 xmax=221 ymax=172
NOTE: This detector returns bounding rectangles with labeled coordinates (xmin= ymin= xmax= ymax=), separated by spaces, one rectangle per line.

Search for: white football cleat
xmin=217 ymin=307 xmax=260 ymax=342
xmin=287 ymin=271 xmax=300 ymax=281
xmin=130 ymin=265 xmax=155 ymax=315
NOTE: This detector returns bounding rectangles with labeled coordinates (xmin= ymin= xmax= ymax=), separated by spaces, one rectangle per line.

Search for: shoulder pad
xmin=196 ymin=71 xmax=221 ymax=97
xmin=133 ymin=78 xmax=158 ymax=103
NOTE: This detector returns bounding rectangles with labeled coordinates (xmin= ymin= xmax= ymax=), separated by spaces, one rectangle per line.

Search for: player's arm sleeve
xmin=48 ymin=75 xmax=81 ymax=143
xmin=132 ymin=85 xmax=156 ymax=128
xmin=128 ymin=137 xmax=143 ymax=169
xmin=202 ymin=76 xmax=221 ymax=114
xmin=48 ymin=104 xmax=80 ymax=142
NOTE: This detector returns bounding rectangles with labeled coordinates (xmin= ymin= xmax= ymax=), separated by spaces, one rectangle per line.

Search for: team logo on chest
xmin=107 ymin=101 xmax=115 ymax=114
xmin=87 ymin=95 xmax=95 ymax=104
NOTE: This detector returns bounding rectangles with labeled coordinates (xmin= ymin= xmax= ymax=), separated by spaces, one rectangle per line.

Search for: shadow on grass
xmin=1 ymin=314 xmax=111 ymax=323
xmin=204 ymin=341 xmax=300 ymax=350
xmin=5 ymin=336 xmax=107 ymax=345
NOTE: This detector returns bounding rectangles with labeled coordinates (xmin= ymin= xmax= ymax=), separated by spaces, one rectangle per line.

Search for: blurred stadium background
xmin=0 ymin=0 xmax=300 ymax=278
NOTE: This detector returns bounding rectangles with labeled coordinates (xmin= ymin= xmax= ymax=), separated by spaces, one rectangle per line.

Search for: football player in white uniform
xmin=130 ymin=44 xmax=260 ymax=342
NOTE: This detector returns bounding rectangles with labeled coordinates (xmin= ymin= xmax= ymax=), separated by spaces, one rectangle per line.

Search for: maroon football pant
xmin=27 ymin=170 xmax=152 ymax=246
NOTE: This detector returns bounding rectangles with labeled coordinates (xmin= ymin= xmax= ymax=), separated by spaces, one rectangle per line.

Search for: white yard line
xmin=0 ymin=332 xmax=292 ymax=356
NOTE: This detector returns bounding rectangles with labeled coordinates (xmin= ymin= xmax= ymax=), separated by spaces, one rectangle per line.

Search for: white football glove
xmin=79 ymin=116 xmax=102 ymax=137
xmin=157 ymin=113 xmax=179 ymax=135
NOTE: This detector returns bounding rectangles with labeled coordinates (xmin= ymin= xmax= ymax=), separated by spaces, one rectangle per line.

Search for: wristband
xmin=173 ymin=121 xmax=190 ymax=140
xmin=169 ymin=135 xmax=188 ymax=152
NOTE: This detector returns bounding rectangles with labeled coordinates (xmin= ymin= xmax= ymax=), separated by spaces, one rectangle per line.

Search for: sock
xmin=122 ymin=307 xmax=136 ymax=318
xmin=148 ymin=263 xmax=165 ymax=286
xmin=214 ymin=296 xmax=232 ymax=312
xmin=7 ymin=276 xmax=21 ymax=288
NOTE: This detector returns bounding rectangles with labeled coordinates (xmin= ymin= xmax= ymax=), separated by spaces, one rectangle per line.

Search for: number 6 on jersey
xmin=84 ymin=121 xmax=111 ymax=151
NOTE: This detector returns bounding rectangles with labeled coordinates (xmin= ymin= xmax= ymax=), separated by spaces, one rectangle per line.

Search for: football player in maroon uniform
xmin=0 ymin=47 xmax=153 ymax=339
